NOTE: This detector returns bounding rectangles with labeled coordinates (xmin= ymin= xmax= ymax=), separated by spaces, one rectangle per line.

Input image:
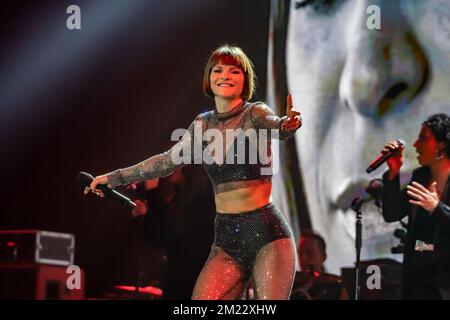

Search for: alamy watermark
xmin=366 ymin=5 xmax=381 ymax=30
xmin=66 ymin=5 xmax=81 ymax=30
xmin=170 ymin=123 xmax=280 ymax=175
xmin=66 ymin=264 xmax=82 ymax=290
xmin=366 ymin=264 xmax=381 ymax=290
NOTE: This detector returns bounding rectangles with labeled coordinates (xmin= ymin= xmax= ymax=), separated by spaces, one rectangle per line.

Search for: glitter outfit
xmin=106 ymin=101 xmax=298 ymax=299
xmin=213 ymin=203 xmax=293 ymax=271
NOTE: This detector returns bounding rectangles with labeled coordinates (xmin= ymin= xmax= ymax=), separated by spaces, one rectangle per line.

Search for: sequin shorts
xmin=213 ymin=202 xmax=294 ymax=271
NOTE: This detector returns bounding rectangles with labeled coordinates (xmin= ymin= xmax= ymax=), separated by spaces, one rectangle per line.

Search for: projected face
xmin=285 ymin=0 xmax=450 ymax=272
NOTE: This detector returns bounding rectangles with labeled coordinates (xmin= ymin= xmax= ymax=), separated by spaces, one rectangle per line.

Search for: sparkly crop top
xmin=106 ymin=102 xmax=298 ymax=194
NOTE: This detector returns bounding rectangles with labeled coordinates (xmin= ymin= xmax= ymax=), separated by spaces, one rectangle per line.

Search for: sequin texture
xmin=106 ymin=101 xmax=295 ymax=192
xmin=214 ymin=203 xmax=293 ymax=270
xmin=105 ymin=101 xmax=300 ymax=300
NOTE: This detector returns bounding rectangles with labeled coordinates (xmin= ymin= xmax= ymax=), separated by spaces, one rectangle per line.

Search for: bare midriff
xmin=214 ymin=180 xmax=273 ymax=214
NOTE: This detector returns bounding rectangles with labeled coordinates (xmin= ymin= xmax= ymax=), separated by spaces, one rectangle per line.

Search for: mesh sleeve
xmin=250 ymin=103 xmax=297 ymax=140
xmin=106 ymin=115 xmax=203 ymax=188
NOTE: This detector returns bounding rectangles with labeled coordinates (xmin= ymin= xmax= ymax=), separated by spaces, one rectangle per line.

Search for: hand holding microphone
xmin=83 ymin=174 xmax=108 ymax=197
xmin=366 ymin=139 xmax=404 ymax=174
xmin=78 ymin=172 xmax=136 ymax=209
xmin=385 ymin=140 xmax=405 ymax=178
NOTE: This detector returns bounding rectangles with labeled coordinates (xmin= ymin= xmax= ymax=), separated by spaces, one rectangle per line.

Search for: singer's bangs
xmin=203 ymin=44 xmax=256 ymax=100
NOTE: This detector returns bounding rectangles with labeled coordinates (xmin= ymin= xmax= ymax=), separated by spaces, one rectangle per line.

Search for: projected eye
xmin=295 ymin=0 xmax=340 ymax=14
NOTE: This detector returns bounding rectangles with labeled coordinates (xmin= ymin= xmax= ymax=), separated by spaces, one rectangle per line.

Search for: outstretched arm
xmin=85 ymin=116 xmax=203 ymax=195
xmin=251 ymin=95 xmax=302 ymax=140
xmin=105 ymin=149 xmax=181 ymax=188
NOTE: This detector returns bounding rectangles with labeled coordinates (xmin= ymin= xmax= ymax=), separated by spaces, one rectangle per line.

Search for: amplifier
xmin=0 ymin=230 xmax=75 ymax=266
xmin=0 ymin=264 xmax=85 ymax=300
xmin=341 ymin=258 xmax=402 ymax=300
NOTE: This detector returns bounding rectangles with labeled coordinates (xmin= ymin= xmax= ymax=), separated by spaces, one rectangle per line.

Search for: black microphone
xmin=365 ymin=178 xmax=383 ymax=207
xmin=391 ymin=245 xmax=404 ymax=254
xmin=393 ymin=228 xmax=407 ymax=243
xmin=351 ymin=197 xmax=365 ymax=212
xmin=351 ymin=179 xmax=384 ymax=211
xmin=366 ymin=140 xmax=404 ymax=173
xmin=77 ymin=171 xmax=136 ymax=209
xmin=365 ymin=178 xmax=383 ymax=198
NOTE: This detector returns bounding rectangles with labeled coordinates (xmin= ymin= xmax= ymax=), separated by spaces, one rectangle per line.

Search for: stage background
xmin=0 ymin=0 xmax=271 ymax=298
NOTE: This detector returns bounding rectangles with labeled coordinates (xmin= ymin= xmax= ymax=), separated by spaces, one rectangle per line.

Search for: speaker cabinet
xmin=0 ymin=264 xmax=84 ymax=300
xmin=341 ymin=259 xmax=402 ymax=300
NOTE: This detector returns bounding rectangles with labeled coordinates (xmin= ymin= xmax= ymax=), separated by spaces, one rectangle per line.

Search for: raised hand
xmin=385 ymin=140 xmax=404 ymax=180
xmin=282 ymin=94 xmax=302 ymax=131
xmin=406 ymin=181 xmax=440 ymax=213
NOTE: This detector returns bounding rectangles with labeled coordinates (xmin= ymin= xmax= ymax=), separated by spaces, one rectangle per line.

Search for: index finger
xmin=286 ymin=94 xmax=293 ymax=116
xmin=90 ymin=181 xmax=98 ymax=191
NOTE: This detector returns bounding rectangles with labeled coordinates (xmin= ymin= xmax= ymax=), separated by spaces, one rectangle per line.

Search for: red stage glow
xmin=114 ymin=285 xmax=163 ymax=297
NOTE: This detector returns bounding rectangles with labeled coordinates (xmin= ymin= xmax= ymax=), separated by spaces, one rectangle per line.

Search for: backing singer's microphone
xmin=77 ymin=171 xmax=136 ymax=209
xmin=366 ymin=140 xmax=404 ymax=173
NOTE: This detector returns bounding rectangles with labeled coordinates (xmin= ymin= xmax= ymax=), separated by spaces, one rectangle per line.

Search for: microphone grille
xmin=77 ymin=171 xmax=94 ymax=187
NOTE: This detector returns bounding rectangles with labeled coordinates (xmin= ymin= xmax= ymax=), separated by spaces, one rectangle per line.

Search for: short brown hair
xmin=202 ymin=44 xmax=256 ymax=100
xmin=299 ymin=231 xmax=327 ymax=256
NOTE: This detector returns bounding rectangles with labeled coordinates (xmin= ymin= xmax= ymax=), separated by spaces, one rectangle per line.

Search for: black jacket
xmin=382 ymin=166 xmax=450 ymax=299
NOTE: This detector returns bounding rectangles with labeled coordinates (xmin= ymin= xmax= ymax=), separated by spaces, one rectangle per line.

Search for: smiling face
xmin=203 ymin=45 xmax=255 ymax=101
xmin=282 ymin=0 xmax=450 ymax=272
xmin=209 ymin=63 xmax=244 ymax=100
